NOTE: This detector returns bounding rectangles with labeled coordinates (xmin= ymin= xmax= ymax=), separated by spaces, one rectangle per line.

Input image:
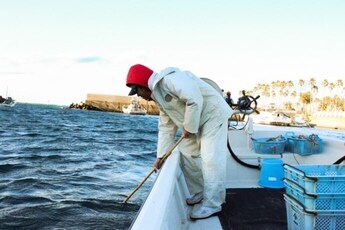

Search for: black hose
xmin=334 ymin=155 xmax=345 ymax=164
xmin=227 ymin=137 xmax=260 ymax=170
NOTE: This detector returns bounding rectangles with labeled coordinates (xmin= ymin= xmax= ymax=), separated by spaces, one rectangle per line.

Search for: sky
xmin=1 ymin=0 xmax=344 ymax=105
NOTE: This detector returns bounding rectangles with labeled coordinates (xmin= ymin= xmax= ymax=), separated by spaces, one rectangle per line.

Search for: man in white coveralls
xmin=125 ymin=64 xmax=232 ymax=220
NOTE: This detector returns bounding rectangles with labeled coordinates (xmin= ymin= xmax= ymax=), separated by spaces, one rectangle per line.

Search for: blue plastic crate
xmin=252 ymin=136 xmax=285 ymax=154
xmin=287 ymin=134 xmax=323 ymax=155
xmin=284 ymin=164 xmax=345 ymax=194
xmin=284 ymin=179 xmax=345 ymax=211
xmin=284 ymin=194 xmax=345 ymax=230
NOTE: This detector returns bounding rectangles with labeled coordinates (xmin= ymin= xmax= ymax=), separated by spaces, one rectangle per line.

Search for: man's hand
xmin=183 ymin=128 xmax=191 ymax=137
xmin=154 ymin=158 xmax=163 ymax=170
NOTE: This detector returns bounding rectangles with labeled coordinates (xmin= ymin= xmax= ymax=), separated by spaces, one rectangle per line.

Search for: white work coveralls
xmin=148 ymin=67 xmax=232 ymax=208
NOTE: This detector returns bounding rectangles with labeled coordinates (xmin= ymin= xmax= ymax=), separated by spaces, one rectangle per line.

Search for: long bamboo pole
xmin=123 ymin=135 xmax=185 ymax=203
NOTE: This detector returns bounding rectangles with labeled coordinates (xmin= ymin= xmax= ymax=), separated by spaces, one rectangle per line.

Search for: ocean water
xmin=0 ymin=103 xmax=159 ymax=229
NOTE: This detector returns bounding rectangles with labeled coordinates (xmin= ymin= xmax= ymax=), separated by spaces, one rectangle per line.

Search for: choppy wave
xmin=0 ymin=103 xmax=158 ymax=229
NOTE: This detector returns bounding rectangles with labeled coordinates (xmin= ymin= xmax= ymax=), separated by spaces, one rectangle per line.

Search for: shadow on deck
xmin=219 ymin=188 xmax=287 ymax=230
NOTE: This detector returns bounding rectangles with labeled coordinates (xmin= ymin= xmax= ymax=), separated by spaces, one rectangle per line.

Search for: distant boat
xmin=269 ymin=111 xmax=293 ymax=126
xmin=252 ymin=110 xmax=316 ymax=127
xmin=0 ymin=96 xmax=16 ymax=107
xmin=122 ymin=96 xmax=147 ymax=115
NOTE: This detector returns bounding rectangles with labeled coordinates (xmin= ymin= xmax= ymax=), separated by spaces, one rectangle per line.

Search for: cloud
xmin=0 ymin=71 xmax=33 ymax=75
xmin=76 ymin=56 xmax=104 ymax=64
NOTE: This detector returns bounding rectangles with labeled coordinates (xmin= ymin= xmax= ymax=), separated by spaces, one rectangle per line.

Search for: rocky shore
xmin=69 ymin=102 xmax=102 ymax=111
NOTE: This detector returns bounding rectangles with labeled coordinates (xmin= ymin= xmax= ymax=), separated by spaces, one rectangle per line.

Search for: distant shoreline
xmin=310 ymin=115 xmax=345 ymax=130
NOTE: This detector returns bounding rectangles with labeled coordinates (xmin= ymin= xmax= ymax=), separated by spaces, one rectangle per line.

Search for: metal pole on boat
xmin=123 ymin=135 xmax=185 ymax=203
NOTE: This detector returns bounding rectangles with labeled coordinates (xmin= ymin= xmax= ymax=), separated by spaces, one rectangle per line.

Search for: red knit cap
xmin=126 ymin=64 xmax=153 ymax=89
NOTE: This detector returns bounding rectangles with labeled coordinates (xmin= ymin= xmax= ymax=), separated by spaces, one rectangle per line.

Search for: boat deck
xmin=219 ymin=188 xmax=286 ymax=230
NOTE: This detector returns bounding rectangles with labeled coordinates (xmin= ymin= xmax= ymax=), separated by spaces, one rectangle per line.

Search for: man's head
xmin=226 ymin=91 xmax=231 ymax=96
xmin=126 ymin=64 xmax=154 ymax=101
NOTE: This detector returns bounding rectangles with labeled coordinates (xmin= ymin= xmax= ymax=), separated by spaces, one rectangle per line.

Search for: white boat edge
xmin=0 ymin=101 xmax=17 ymax=107
xmin=130 ymin=148 xmax=223 ymax=230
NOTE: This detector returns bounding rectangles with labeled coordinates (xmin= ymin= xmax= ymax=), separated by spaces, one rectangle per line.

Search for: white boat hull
xmin=0 ymin=101 xmax=16 ymax=107
xmin=122 ymin=107 xmax=147 ymax=115
xmin=122 ymin=96 xmax=147 ymax=115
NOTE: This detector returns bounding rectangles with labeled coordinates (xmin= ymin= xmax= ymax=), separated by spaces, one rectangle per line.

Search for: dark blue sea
xmin=0 ymin=103 xmax=159 ymax=229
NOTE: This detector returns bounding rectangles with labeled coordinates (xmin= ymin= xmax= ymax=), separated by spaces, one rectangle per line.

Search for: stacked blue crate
xmin=283 ymin=164 xmax=345 ymax=230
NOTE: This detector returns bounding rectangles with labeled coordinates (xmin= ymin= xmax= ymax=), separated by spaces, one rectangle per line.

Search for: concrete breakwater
xmin=84 ymin=93 xmax=160 ymax=115
xmin=310 ymin=111 xmax=345 ymax=130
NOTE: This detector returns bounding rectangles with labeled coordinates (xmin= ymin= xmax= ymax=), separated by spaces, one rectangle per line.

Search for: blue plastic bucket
xmin=258 ymin=159 xmax=285 ymax=188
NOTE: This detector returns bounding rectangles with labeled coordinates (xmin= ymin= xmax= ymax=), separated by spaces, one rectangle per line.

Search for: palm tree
xmin=286 ymin=81 xmax=294 ymax=108
xmin=281 ymin=81 xmax=287 ymax=90
xmin=283 ymin=90 xmax=290 ymax=109
xmin=300 ymin=92 xmax=311 ymax=115
xmin=287 ymin=81 xmax=294 ymax=92
xmin=309 ymin=78 xmax=316 ymax=88
xmin=291 ymin=91 xmax=297 ymax=110
xmin=308 ymin=78 xmax=317 ymax=113
xmin=329 ymin=82 xmax=335 ymax=110
xmin=271 ymin=91 xmax=276 ymax=107
xmin=336 ymin=79 xmax=343 ymax=89
xmin=329 ymin=82 xmax=335 ymax=93
xmin=321 ymin=79 xmax=329 ymax=109
xmin=297 ymin=79 xmax=305 ymax=113
xmin=311 ymin=85 xmax=319 ymax=113
xmin=335 ymin=79 xmax=343 ymax=110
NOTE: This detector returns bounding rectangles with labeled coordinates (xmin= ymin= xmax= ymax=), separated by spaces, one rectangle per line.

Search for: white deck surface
xmin=188 ymin=216 xmax=222 ymax=230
